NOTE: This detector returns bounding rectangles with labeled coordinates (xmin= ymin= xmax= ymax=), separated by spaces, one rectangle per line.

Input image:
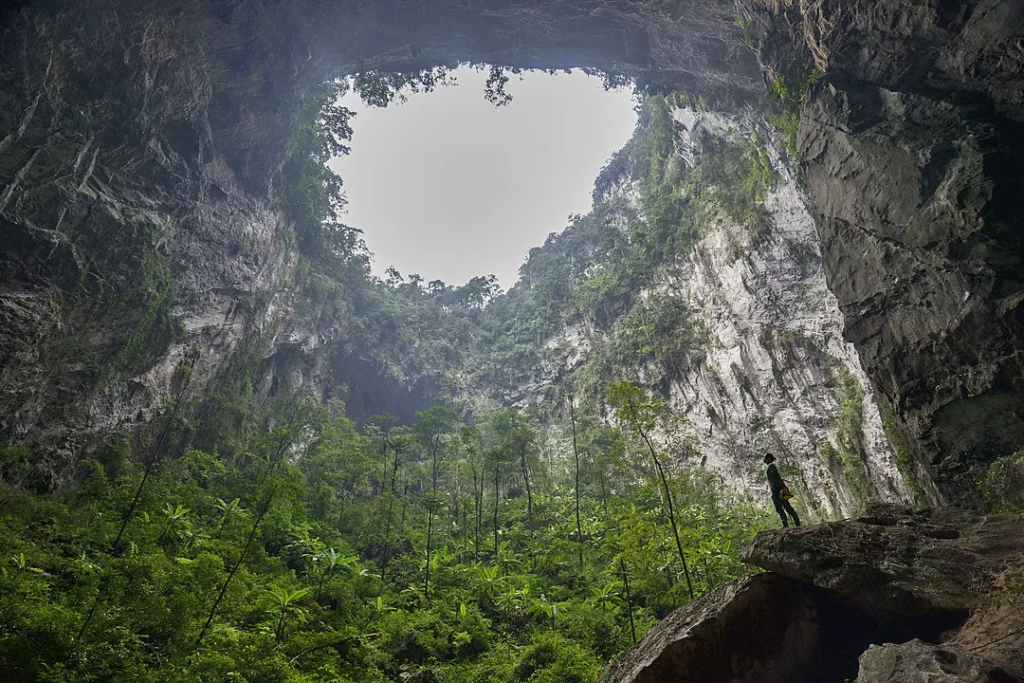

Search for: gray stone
xmin=858 ymin=640 xmax=1018 ymax=683
xmin=601 ymin=573 xmax=820 ymax=683
xmin=740 ymin=504 xmax=1024 ymax=624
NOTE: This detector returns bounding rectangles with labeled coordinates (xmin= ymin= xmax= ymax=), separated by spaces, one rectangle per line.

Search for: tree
xmin=567 ymin=393 xmax=585 ymax=570
xmin=459 ymin=425 xmax=485 ymax=559
xmin=606 ymin=382 xmax=694 ymax=601
xmin=414 ymin=405 xmax=459 ymax=600
xmin=491 ymin=409 xmax=540 ymax=521
xmin=365 ymin=413 xmax=398 ymax=495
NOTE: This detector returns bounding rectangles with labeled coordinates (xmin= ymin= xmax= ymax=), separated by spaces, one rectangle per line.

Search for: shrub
xmin=981 ymin=448 xmax=1024 ymax=513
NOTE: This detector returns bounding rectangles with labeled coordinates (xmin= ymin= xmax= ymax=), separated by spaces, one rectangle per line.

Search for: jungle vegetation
xmin=0 ymin=387 xmax=773 ymax=681
xmin=0 ymin=73 xmax=785 ymax=681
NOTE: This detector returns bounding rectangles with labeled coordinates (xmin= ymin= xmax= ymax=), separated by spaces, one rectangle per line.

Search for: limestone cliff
xmin=603 ymin=504 xmax=1024 ymax=683
xmin=656 ymin=106 xmax=916 ymax=514
xmin=748 ymin=0 xmax=1024 ymax=503
xmin=507 ymin=100 xmax=915 ymax=516
xmin=0 ymin=0 xmax=1022 ymax=504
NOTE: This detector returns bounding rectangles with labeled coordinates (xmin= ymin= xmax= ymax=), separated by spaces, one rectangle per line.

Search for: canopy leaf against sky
xmin=329 ymin=67 xmax=639 ymax=290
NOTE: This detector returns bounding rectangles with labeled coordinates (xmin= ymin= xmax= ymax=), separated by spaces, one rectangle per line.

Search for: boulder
xmin=858 ymin=640 xmax=1018 ymax=683
xmin=740 ymin=504 xmax=1024 ymax=626
xmin=601 ymin=573 xmax=820 ymax=683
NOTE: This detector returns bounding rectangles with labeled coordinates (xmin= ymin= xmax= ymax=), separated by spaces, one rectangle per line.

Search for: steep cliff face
xmin=0 ymin=5 xmax=295 ymax=486
xmin=1 ymin=0 xmax=1022 ymax=502
xmin=658 ymin=106 xmax=916 ymax=514
xmin=748 ymin=0 xmax=1024 ymax=501
xmin=516 ymin=101 xmax=915 ymax=515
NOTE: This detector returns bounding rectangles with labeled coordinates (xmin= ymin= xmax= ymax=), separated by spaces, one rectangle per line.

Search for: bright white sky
xmin=328 ymin=67 xmax=638 ymax=291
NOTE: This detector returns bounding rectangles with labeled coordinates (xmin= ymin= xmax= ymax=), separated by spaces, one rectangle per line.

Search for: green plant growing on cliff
xmin=980 ymin=447 xmax=1024 ymax=513
xmin=828 ymin=371 xmax=874 ymax=513
xmin=573 ymin=293 xmax=705 ymax=398
xmin=880 ymin=405 xmax=924 ymax=504
xmin=110 ymin=245 xmax=182 ymax=379
xmin=281 ymin=80 xmax=355 ymax=261
xmin=767 ymin=66 xmax=824 ymax=157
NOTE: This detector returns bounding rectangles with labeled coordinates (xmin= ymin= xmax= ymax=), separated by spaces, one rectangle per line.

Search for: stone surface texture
xmin=529 ymin=103 xmax=914 ymax=517
xmin=601 ymin=506 xmax=1024 ymax=683
xmin=750 ymin=0 xmax=1024 ymax=501
xmin=858 ymin=640 xmax=1018 ymax=683
xmin=600 ymin=573 xmax=820 ymax=683
xmin=740 ymin=504 xmax=1024 ymax=624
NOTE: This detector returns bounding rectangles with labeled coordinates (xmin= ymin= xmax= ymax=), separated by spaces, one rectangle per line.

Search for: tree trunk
xmin=569 ymin=396 xmax=584 ymax=571
xmin=424 ymin=506 xmax=433 ymax=600
xmin=619 ymin=557 xmax=637 ymax=644
xmin=520 ymin=444 xmax=533 ymax=521
xmin=641 ymin=426 xmax=694 ymax=600
xmin=493 ymin=458 xmax=500 ymax=559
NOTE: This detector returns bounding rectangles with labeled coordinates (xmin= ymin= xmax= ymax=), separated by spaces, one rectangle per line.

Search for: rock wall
xmin=0 ymin=4 xmax=294 ymax=486
xmin=659 ymin=105 xmax=916 ymax=514
xmin=604 ymin=504 xmax=1024 ymax=683
xmin=748 ymin=0 xmax=1024 ymax=501
xmin=529 ymin=102 xmax=915 ymax=516
xmin=1 ymin=0 xmax=1022 ymax=501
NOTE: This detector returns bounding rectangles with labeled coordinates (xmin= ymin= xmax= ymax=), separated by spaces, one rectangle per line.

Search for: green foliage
xmin=880 ymin=405 xmax=924 ymax=504
xmin=110 ymin=246 xmax=182 ymax=378
xmin=577 ymin=294 xmax=706 ymax=397
xmin=352 ymin=67 xmax=455 ymax=108
xmin=0 ymin=389 xmax=772 ymax=681
xmin=281 ymin=80 xmax=361 ymax=264
xmin=980 ymin=448 xmax=1024 ymax=513
xmin=826 ymin=371 xmax=873 ymax=513
xmin=767 ymin=67 xmax=824 ymax=157
xmin=607 ymin=382 xmax=664 ymax=435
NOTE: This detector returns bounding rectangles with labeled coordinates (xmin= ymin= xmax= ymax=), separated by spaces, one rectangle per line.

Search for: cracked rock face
xmin=752 ymin=0 xmax=1024 ymax=500
xmin=740 ymin=503 xmax=1024 ymax=626
xmin=800 ymin=78 xmax=1024 ymax=503
xmin=530 ymin=103 xmax=915 ymax=516
xmin=858 ymin=640 xmax=1018 ymax=683
xmin=601 ymin=573 xmax=821 ymax=683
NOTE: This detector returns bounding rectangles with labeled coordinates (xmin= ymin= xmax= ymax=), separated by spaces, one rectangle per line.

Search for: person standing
xmin=764 ymin=452 xmax=800 ymax=527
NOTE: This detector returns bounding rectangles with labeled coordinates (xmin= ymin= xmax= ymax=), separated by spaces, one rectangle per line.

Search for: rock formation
xmin=741 ymin=503 xmax=1024 ymax=627
xmin=858 ymin=640 xmax=1018 ymax=683
xmin=750 ymin=0 xmax=1024 ymax=501
xmin=0 ymin=0 xmax=1022 ymax=502
xmin=601 ymin=573 xmax=822 ymax=683
xmin=518 ymin=100 xmax=914 ymax=516
xmin=603 ymin=504 xmax=1024 ymax=683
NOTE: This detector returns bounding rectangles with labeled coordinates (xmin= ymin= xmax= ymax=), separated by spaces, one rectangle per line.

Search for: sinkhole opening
xmin=328 ymin=65 xmax=639 ymax=293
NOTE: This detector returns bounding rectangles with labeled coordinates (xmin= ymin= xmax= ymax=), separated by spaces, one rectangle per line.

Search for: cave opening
xmin=327 ymin=65 xmax=639 ymax=292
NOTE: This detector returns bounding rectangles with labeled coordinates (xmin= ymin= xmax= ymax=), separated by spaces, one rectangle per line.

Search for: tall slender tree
xmin=607 ymin=381 xmax=694 ymax=601
xmin=567 ymin=393 xmax=585 ymax=571
xmin=491 ymin=409 xmax=539 ymax=521
xmin=366 ymin=413 xmax=397 ymax=495
xmin=414 ymin=406 xmax=458 ymax=601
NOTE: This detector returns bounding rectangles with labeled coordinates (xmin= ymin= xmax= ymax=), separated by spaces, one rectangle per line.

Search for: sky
xmin=328 ymin=67 xmax=638 ymax=291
